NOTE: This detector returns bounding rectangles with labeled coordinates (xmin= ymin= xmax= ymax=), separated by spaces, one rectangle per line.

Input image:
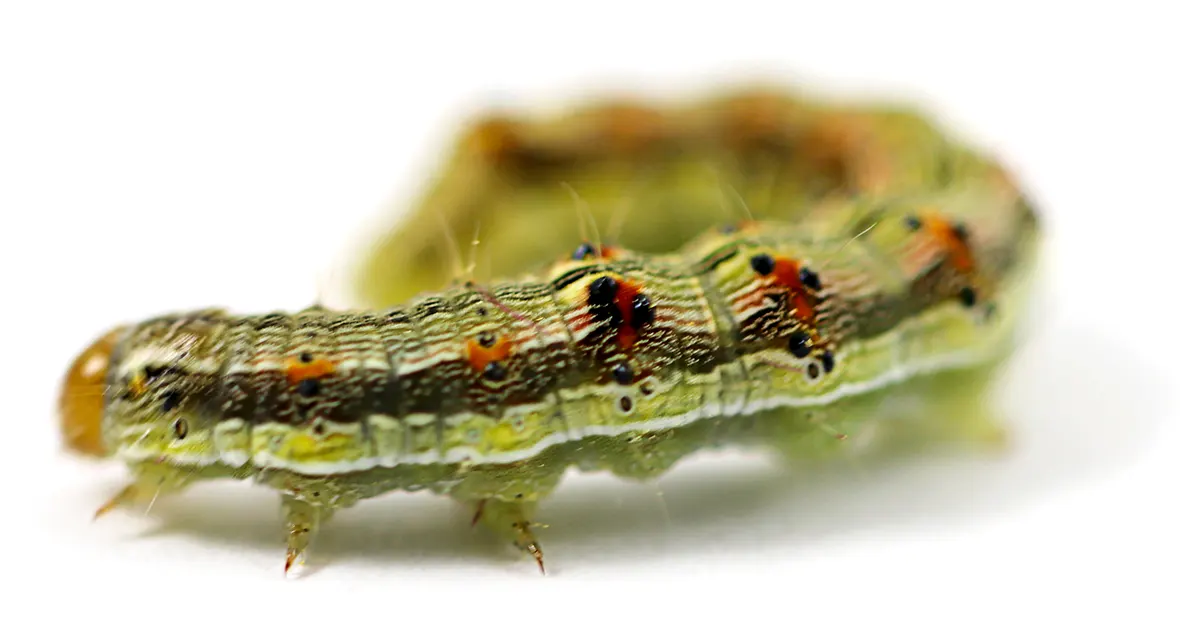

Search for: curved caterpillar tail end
xmin=58 ymin=326 xmax=125 ymax=457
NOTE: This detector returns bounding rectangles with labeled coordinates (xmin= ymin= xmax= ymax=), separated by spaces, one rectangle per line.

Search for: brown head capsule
xmin=58 ymin=327 xmax=124 ymax=457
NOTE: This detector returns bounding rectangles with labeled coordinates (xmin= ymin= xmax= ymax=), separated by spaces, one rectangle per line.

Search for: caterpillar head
xmin=59 ymin=327 xmax=125 ymax=456
xmin=59 ymin=315 xmax=222 ymax=466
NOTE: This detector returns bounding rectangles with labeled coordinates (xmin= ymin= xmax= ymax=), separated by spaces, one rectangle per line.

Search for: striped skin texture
xmin=76 ymin=86 xmax=1042 ymax=573
xmin=102 ymin=195 xmax=1038 ymax=484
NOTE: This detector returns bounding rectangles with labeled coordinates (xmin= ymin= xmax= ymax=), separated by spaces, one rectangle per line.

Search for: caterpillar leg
xmin=93 ymin=463 xmax=196 ymax=519
xmin=763 ymin=365 xmax=1011 ymax=467
xmin=757 ymin=404 xmax=875 ymax=466
xmin=470 ymin=498 xmax=546 ymax=574
xmin=281 ymin=496 xmax=332 ymax=577
xmin=881 ymin=365 xmax=1012 ymax=452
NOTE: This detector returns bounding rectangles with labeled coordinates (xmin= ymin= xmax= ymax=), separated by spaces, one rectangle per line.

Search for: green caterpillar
xmin=59 ymin=85 xmax=1041 ymax=575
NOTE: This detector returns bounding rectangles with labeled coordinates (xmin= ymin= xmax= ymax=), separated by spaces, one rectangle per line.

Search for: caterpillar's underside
xmin=59 ymin=85 xmax=1041 ymax=575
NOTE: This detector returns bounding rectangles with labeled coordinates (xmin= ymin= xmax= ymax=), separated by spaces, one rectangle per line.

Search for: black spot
xmin=299 ymin=352 xmax=314 ymax=363
xmin=477 ymin=331 xmax=497 ymax=348
xmin=721 ymin=224 xmax=738 ymax=235
xmin=143 ymin=365 xmax=168 ymax=380
xmin=313 ymin=422 xmax=326 ymax=436
xmin=806 ymin=362 xmax=821 ymax=380
xmin=297 ymin=379 xmax=321 ymax=397
xmin=798 ymin=267 xmax=822 ymax=291
xmin=171 ymin=418 xmax=188 ymax=439
xmin=618 ymin=396 xmax=633 ymax=413
xmin=630 ymin=293 xmax=654 ymax=328
xmin=160 ymin=390 xmax=182 ymax=413
xmin=572 ymin=242 xmax=597 ymax=260
xmin=639 ymin=381 xmax=655 ymax=396
xmin=788 ymin=331 xmax=812 ymax=359
xmin=483 ymin=362 xmax=507 ymax=381
xmin=952 ymin=222 xmax=970 ymax=242
xmin=476 ymin=307 xmax=488 ymax=317
xmin=613 ymin=361 xmax=634 ymax=385
xmin=904 ymin=214 xmax=922 ymax=231
xmin=750 ymin=253 xmax=775 ymax=276
xmin=821 ymin=351 xmax=835 ymax=373
xmin=588 ymin=276 xmax=619 ymax=305
xmin=959 ymin=286 xmax=977 ymax=308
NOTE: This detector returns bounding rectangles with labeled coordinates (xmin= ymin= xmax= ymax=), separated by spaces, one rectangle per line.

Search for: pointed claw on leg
xmin=93 ymin=484 xmax=138 ymax=520
xmin=284 ymin=548 xmax=304 ymax=578
xmin=465 ymin=497 xmax=548 ymax=574
xmin=92 ymin=466 xmax=196 ymax=522
xmin=281 ymin=496 xmax=327 ymax=579
xmin=524 ymin=539 xmax=545 ymax=576
xmin=512 ymin=520 xmax=546 ymax=575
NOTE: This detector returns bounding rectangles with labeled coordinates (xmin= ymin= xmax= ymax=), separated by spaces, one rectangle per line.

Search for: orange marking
xmin=921 ymin=213 xmax=975 ymax=272
xmin=570 ymin=242 xmax=624 ymax=262
xmin=613 ymin=280 xmax=643 ymax=351
xmin=599 ymin=244 xmax=623 ymax=260
xmin=466 ymin=334 xmax=513 ymax=373
xmin=767 ymin=257 xmax=816 ymax=321
xmin=285 ymin=356 xmax=337 ymax=385
xmin=616 ymin=327 xmax=638 ymax=351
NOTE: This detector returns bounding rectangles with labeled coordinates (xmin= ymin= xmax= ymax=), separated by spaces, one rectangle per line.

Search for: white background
xmin=2 ymin=1 xmax=1196 ymax=640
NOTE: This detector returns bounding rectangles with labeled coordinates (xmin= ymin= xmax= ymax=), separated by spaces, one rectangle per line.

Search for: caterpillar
xmin=352 ymin=86 xmax=1028 ymax=308
xmin=58 ymin=85 xmax=1041 ymax=576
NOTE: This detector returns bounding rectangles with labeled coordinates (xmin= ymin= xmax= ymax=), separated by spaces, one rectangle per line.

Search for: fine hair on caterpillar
xmin=59 ymin=85 xmax=1041 ymax=576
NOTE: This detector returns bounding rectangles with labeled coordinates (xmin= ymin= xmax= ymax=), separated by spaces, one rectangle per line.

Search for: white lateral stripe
xmin=117 ymin=343 xmax=995 ymax=474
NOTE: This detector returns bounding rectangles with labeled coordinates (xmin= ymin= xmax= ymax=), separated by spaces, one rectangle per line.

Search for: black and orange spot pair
xmin=285 ymin=353 xmax=336 ymax=397
xmin=587 ymin=275 xmax=655 ymax=350
xmin=905 ymin=212 xmax=980 ymax=309
xmin=571 ymin=242 xmax=623 ymax=261
xmin=466 ymin=331 xmax=513 ymax=381
xmin=904 ymin=212 xmax=973 ymax=272
xmin=748 ymin=252 xmax=822 ymax=321
xmin=748 ymin=254 xmax=836 ymax=373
